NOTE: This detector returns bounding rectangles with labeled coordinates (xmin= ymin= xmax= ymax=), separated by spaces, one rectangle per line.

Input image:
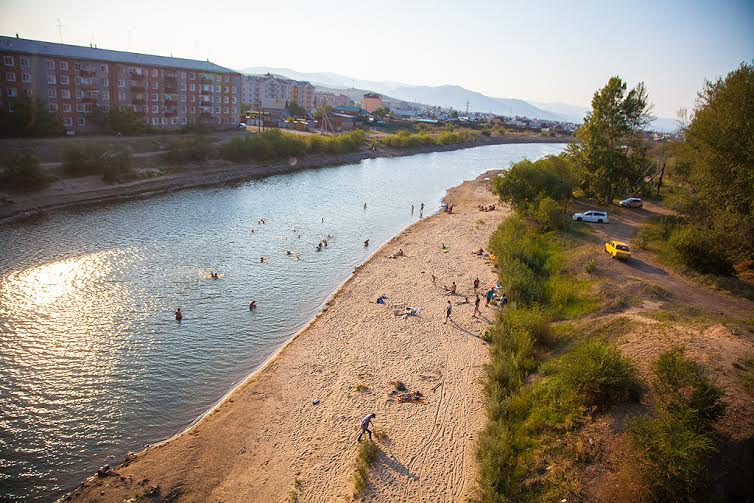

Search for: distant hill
xmin=240 ymin=66 xmax=677 ymax=131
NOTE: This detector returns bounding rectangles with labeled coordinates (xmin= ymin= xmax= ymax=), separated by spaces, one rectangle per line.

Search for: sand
xmin=66 ymin=173 xmax=505 ymax=502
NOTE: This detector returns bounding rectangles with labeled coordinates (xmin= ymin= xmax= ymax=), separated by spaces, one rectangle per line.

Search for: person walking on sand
xmin=444 ymin=300 xmax=453 ymax=324
xmin=357 ymin=413 xmax=376 ymax=442
xmin=473 ymin=277 xmax=480 ymax=292
xmin=473 ymin=294 xmax=482 ymax=317
xmin=485 ymin=288 xmax=495 ymax=307
xmin=420 ymin=202 xmax=424 ymax=211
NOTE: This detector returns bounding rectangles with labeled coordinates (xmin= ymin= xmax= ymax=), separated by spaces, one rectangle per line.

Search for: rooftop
xmin=0 ymin=36 xmax=238 ymax=74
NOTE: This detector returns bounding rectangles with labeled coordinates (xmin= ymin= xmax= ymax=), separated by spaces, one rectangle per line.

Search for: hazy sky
xmin=1 ymin=0 xmax=752 ymax=117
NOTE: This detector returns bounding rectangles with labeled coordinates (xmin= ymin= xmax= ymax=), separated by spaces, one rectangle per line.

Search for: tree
xmin=0 ymin=96 xmax=64 ymax=137
xmin=313 ymin=104 xmax=333 ymax=120
xmin=490 ymin=155 xmax=576 ymax=212
xmin=568 ymin=77 xmax=654 ymax=203
xmin=0 ymin=152 xmax=50 ymax=190
xmin=677 ymin=62 xmax=754 ymax=262
xmin=287 ymin=100 xmax=306 ymax=119
xmin=372 ymin=107 xmax=391 ymax=119
xmin=449 ymin=109 xmax=459 ymax=119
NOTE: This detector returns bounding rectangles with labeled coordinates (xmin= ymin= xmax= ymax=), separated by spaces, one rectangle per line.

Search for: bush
xmin=221 ymin=129 xmax=365 ymax=162
xmin=162 ymin=135 xmax=214 ymax=162
xmin=533 ymin=196 xmax=569 ymax=231
xmin=625 ymin=348 xmax=725 ymax=501
xmin=666 ymin=226 xmax=735 ymax=276
xmin=490 ymin=155 xmax=576 ymax=212
xmin=62 ymin=143 xmax=133 ymax=182
xmin=0 ymin=152 xmax=51 ymax=191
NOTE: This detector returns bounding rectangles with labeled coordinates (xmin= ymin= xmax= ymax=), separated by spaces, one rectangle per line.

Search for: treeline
xmin=381 ymin=129 xmax=472 ymax=148
xmin=221 ymin=129 xmax=366 ymax=161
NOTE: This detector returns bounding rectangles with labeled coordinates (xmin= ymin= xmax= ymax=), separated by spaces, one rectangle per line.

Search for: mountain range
xmin=241 ymin=66 xmax=677 ymax=131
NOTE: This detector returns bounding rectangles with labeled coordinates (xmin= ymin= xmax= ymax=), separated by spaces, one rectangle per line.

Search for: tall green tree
xmin=568 ymin=77 xmax=654 ymax=203
xmin=286 ymin=100 xmax=306 ymax=119
xmin=0 ymin=96 xmax=64 ymax=137
xmin=678 ymin=62 xmax=754 ymax=262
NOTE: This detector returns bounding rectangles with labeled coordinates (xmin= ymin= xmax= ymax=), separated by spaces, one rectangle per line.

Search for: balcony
xmin=130 ymin=85 xmax=145 ymax=93
xmin=81 ymin=97 xmax=98 ymax=103
xmin=200 ymin=100 xmax=212 ymax=106
xmin=164 ymin=86 xmax=178 ymax=93
xmin=200 ymin=78 xmax=213 ymax=85
xmin=79 ymin=69 xmax=96 ymax=77
xmin=130 ymin=73 xmax=145 ymax=80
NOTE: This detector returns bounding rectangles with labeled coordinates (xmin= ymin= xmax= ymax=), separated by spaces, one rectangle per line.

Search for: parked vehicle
xmin=605 ymin=240 xmax=631 ymax=260
xmin=572 ymin=210 xmax=609 ymax=223
xmin=238 ymin=122 xmax=248 ymax=129
xmin=619 ymin=197 xmax=643 ymax=208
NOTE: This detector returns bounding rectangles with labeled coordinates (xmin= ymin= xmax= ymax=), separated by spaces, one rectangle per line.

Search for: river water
xmin=0 ymin=143 xmax=564 ymax=501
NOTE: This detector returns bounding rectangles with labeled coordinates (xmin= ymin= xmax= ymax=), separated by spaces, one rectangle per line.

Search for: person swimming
xmin=175 ymin=308 xmax=183 ymax=321
xmin=249 ymin=300 xmax=257 ymax=310
xmin=210 ymin=271 xmax=219 ymax=279
xmin=364 ymin=239 xmax=369 ymax=247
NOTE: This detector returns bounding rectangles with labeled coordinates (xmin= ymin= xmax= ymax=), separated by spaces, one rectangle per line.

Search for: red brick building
xmin=0 ymin=36 xmax=241 ymax=133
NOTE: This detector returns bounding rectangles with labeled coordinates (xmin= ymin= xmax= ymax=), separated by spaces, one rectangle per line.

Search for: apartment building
xmin=362 ymin=92 xmax=382 ymax=113
xmin=313 ymin=91 xmax=353 ymax=108
xmin=0 ymin=36 xmax=241 ymax=133
xmin=241 ymin=74 xmax=314 ymax=112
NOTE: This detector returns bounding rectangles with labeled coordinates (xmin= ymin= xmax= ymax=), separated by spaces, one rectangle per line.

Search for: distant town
xmin=0 ymin=35 xmax=674 ymax=141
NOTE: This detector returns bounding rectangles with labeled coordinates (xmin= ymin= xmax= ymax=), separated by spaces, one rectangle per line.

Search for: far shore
xmin=0 ymin=134 xmax=570 ymax=224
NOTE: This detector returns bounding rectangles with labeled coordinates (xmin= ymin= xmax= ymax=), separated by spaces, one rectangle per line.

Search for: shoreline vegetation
xmin=0 ymin=129 xmax=569 ymax=224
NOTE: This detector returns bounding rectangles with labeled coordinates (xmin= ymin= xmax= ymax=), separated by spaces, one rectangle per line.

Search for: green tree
xmin=286 ymin=100 xmax=306 ymax=118
xmin=0 ymin=96 xmax=64 ymax=137
xmin=677 ymin=62 xmax=754 ymax=262
xmin=490 ymin=155 xmax=576 ymax=212
xmin=313 ymin=104 xmax=333 ymax=120
xmin=0 ymin=152 xmax=50 ymax=190
xmin=568 ymin=77 xmax=653 ymax=203
xmin=372 ymin=107 xmax=391 ymax=119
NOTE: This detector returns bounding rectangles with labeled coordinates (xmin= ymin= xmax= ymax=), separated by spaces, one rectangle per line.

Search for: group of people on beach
xmin=478 ymin=204 xmax=496 ymax=212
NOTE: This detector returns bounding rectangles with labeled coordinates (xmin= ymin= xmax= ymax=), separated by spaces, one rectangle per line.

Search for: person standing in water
xmin=175 ymin=308 xmax=183 ymax=321
xmin=411 ymin=204 xmax=414 ymax=214
xmin=420 ymin=202 xmax=424 ymax=211
xmin=363 ymin=202 xmax=367 ymax=210
xmin=364 ymin=239 xmax=369 ymax=247
xmin=249 ymin=300 xmax=257 ymax=310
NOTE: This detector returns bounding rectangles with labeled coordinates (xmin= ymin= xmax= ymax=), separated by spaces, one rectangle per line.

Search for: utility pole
xmin=56 ymin=18 xmax=64 ymax=43
xmin=465 ymin=100 xmax=470 ymax=117
xmin=656 ymin=145 xmax=667 ymax=198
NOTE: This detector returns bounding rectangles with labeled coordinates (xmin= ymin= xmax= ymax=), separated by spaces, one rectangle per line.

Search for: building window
xmin=152 ymin=81 xmax=158 ymax=90
xmin=190 ymin=95 xmax=195 ymax=102
xmin=60 ymin=75 xmax=69 ymax=85
xmin=188 ymin=73 xmax=195 ymax=80
xmin=119 ymin=91 xmax=126 ymax=101
xmin=101 ymin=77 xmax=108 ymax=86
xmin=223 ymin=96 xmax=228 ymax=104
xmin=161 ymin=117 xmax=168 ymax=125
xmin=151 ymin=117 xmax=159 ymax=125
xmin=63 ymin=103 xmax=72 ymax=112
xmin=180 ymin=83 xmax=186 ymax=91
xmin=214 ymin=85 xmax=221 ymax=93
xmin=64 ymin=117 xmax=73 ymax=127
xmin=48 ymin=89 xmax=56 ymax=98
xmin=152 ymin=94 xmax=158 ymax=102
xmin=49 ymin=103 xmax=58 ymax=112
xmin=213 ymin=106 xmax=220 ymax=114
xmin=61 ymin=89 xmax=71 ymax=99
xmin=77 ymin=103 xmax=85 ymax=112
xmin=23 ymin=88 xmax=32 ymax=97
xmin=47 ymin=60 xmax=55 ymax=69
xmin=223 ymin=86 xmax=229 ymax=93
xmin=232 ymin=86 xmax=237 ymax=93
xmin=20 ymin=56 xmax=30 ymax=67
xmin=152 ymin=105 xmax=158 ymax=113
xmin=118 ymin=79 xmax=125 ymax=87
xmin=102 ymin=90 xmax=109 ymax=99
xmin=101 ymin=65 xmax=107 ymax=73
xmin=7 ymin=87 xmax=17 ymax=97
xmin=77 ymin=90 xmax=83 ymax=99
xmin=8 ymin=102 xmax=15 ymax=112
xmin=181 ymin=105 xmax=186 ymax=113
xmin=191 ymin=106 xmax=195 ymax=113
xmin=223 ymin=75 xmax=229 ymax=82
xmin=6 ymin=72 xmax=16 ymax=82
xmin=224 ymin=107 xmax=229 ymax=114
xmin=180 ymin=94 xmax=186 ymax=102
xmin=60 ymin=61 xmax=68 ymax=71
xmin=47 ymin=74 xmax=56 ymax=84
xmin=74 ymin=63 xmax=80 ymax=70
xmin=232 ymin=97 xmax=237 ymax=104
xmin=189 ymin=83 xmax=195 ymax=91
xmin=3 ymin=56 xmax=14 ymax=66
xmin=78 ymin=117 xmax=86 ymax=126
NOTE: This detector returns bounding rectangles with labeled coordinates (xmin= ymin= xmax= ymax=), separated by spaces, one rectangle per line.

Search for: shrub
xmin=162 ymin=135 xmax=214 ymax=162
xmin=549 ymin=340 xmax=641 ymax=408
xmin=220 ymin=129 xmax=364 ymax=162
xmin=353 ymin=440 xmax=379 ymax=497
xmin=61 ymin=143 xmax=133 ymax=182
xmin=490 ymin=155 xmax=576 ymax=212
xmin=584 ymin=257 xmax=597 ymax=273
xmin=533 ymin=196 xmax=569 ymax=231
xmin=101 ymin=145 xmax=133 ymax=183
xmin=0 ymin=152 xmax=51 ymax=191
xmin=665 ymin=226 xmax=735 ymax=276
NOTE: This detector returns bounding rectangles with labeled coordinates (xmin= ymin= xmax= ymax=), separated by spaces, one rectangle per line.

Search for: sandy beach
xmin=65 ymin=172 xmax=506 ymax=502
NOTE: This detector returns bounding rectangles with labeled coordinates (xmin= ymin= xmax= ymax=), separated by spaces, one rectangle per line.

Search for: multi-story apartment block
xmin=313 ymin=92 xmax=354 ymax=108
xmin=0 ymin=36 xmax=241 ymax=133
xmin=241 ymin=74 xmax=315 ymax=112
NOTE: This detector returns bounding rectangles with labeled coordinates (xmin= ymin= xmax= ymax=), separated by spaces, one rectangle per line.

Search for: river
xmin=0 ymin=142 xmax=565 ymax=501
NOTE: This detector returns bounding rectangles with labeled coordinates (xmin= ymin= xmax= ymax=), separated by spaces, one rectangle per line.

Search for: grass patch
xmin=381 ymin=129 xmax=472 ymax=148
xmin=221 ymin=129 xmax=365 ymax=162
xmin=737 ymin=356 xmax=754 ymax=395
xmin=287 ymin=477 xmax=303 ymax=502
xmin=352 ymin=440 xmax=380 ymax=497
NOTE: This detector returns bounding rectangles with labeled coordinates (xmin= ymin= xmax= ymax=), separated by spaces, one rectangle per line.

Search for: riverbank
xmin=64 ymin=172 xmax=506 ymax=502
xmin=0 ymin=134 xmax=568 ymax=224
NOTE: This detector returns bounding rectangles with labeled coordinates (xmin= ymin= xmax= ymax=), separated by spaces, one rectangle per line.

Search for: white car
xmin=619 ymin=197 xmax=643 ymax=208
xmin=572 ymin=210 xmax=608 ymax=223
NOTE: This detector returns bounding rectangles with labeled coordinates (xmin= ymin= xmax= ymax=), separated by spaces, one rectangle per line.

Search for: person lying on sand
xmin=389 ymin=248 xmax=405 ymax=259
xmin=456 ymin=297 xmax=469 ymax=305
xmin=473 ymin=248 xmax=484 ymax=256
xmin=444 ymin=282 xmax=457 ymax=295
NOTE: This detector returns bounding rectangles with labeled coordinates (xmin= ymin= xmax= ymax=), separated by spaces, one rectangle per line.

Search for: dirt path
xmin=66 ymin=174 xmax=503 ymax=502
xmin=573 ymin=200 xmax=754 ymax=319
